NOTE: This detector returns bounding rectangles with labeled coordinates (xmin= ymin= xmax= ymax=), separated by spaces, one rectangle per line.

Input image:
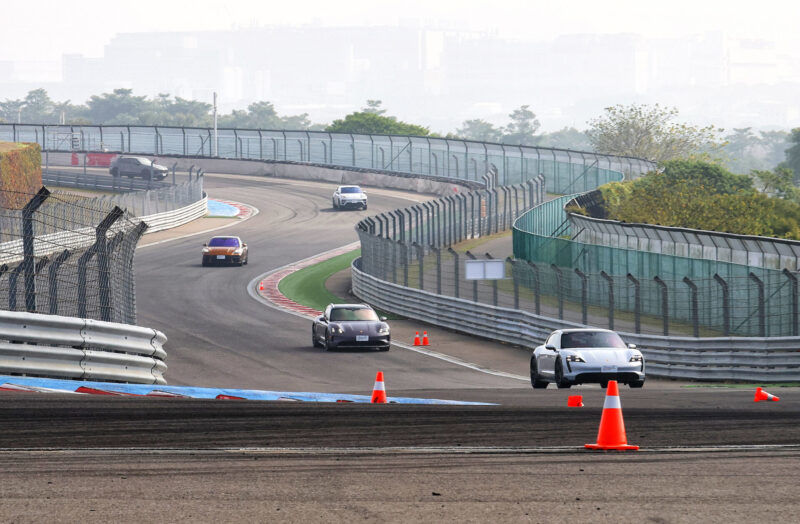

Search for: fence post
xmin=508 ymin=257 xmax=519 ymax=309
xmin=713 ymin=273 xmax=730 ymax=336
xmin=22 ymin=187 xmax=51 ymax=312
xmin=500 ymin=186 xmax=510 ymax=230
xmin=448 ymin=247 xmax=460 ymax=298
xmin=682 ymin=276 xmax=700 ymax=338
xmin=390 ymin=238 xmax=398 ymax=284
xmin=654 ymin=276 xmax=669 ymax=336
xmin=431 ymin=246 xmax=442 ymax=294
xmin=486 ymin=252 xmax=498 ymax=306
xmin=413 ymin=242 xmax=424 ymax=290
xmin=476 ymin=192 xmax=483 ymax=236
xmin=48 ymin=249 xmax=72 ymax=315
xmin=551 ymin=264 xmax=563 ymax=319
xmin=600 ymin=271 xmax=614 ymax=330
xmin=627 ymin=273 xmax=641 ymax=333
xmin=537 ymin=174 xmax=545 ymax=201
xmin=782 ymin=269 xmax=798 ymax=336
xmin=511 ymin=185 xmax=520 ymax=220
xmin=526 ymin=261 xmax=541 ymax=315
xmin=749 ymin=272 xmax=766 ymax=337
xmin=401 ymin=241 xmax=409 ymax=287
xmin=432 ymin=200 xmax=442 ymax=246
xmin=466 ymin=251 xmax=478 ymax=302
xmin=574 ymin=268 xmax=588 ymax=324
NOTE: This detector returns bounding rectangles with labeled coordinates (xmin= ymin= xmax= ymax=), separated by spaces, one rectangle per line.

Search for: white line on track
xmin=1 ymin=444 xmax=799 ymax=455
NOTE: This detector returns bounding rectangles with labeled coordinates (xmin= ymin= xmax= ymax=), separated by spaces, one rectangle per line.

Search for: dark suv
xmin=109 ymin=156 xmax=169 ymax=180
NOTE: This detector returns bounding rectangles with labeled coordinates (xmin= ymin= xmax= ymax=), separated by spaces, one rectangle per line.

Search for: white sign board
xmin=465 ymin=259 xmax=506 ymax=280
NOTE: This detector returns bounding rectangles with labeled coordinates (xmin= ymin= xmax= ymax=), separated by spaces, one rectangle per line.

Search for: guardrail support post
xmin=682 ymin=276 xmax=700 ymax=338
xmin=466 ymin=251 xmax=478 ymax=302
xmin=749 ymin=272 xmax=766 ymax=337
xmin=713 ymin=273 xmax=730 ymax=336
xmin=626 ymin=273 xmax=641 ymax=333
xmin=654 ymin=276 xmax=669 ymax=336
xmin=575 ymin=268 xmax=588 ymax=325
xmin=22 ymin=187 xmax=50 ymax=312
xmin=600 ymin=271 xmax=614 ymax=330
xmin=551 ymin=264 xmax=564 ymax=320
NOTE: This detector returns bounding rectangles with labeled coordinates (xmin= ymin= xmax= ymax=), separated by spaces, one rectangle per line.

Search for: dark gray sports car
xmin=312 ymin=303 xmax=390 ymax=351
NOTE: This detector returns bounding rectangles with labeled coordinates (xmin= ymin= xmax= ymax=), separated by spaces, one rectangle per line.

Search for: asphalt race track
xmin=2 ymin=170 xmax=799 ymax=521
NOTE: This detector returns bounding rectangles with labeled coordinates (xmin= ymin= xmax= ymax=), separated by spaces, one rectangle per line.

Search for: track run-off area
xmin=2 ymin=170 xmax=799 ymax=521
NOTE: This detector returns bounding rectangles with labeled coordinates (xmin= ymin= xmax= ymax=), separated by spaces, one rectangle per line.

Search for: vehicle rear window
xmin=330 ymin=308 xmax=378 ymax=321
xmin=208 ymin=237 xmax=239 ymax=247
xmin=340 ymin=187 xmax=362 ymax=194
xmin=561 ymin=331 xmax=626 ymax=349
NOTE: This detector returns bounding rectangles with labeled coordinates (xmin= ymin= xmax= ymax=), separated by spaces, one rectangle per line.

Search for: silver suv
xmin=109 ymin=156 xmax=169 ymax=180
xmin=332 ymin=185 xmax=367 ymax=210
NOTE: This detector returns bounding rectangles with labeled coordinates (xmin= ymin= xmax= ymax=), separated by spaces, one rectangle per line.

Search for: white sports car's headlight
xmin=565 ymin=354 xmax=585 ymax=363
xmin=377 ymin=323 xmax=390 ymax=335
xmin=629 ymin=354 xmax=643 ymax=362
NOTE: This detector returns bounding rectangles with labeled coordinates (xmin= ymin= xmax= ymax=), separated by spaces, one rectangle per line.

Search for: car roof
xmin=556 ymin=328 xmax=616 ymax=335
xmin=209 ymin=236 xmax=240 ymax=240
xmin=329 ymin=303 xmax=372 ymax=309
xmin=339 ymin=185 xmax=362 ymax=189
xmin=119 ymin=156 xmax=150 ymax=162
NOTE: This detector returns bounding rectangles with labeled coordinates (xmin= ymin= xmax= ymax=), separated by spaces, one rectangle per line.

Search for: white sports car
xmin=332 ymin=185 xmax=368 ymax=210
xmin=530 ymin=328 xmax=645 ymax=389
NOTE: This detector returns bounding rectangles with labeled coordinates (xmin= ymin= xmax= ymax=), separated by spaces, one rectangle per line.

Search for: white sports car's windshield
xmin=340 ymin=187 xmax=362 ymax=194
xmin=561 ymin=331 xmax=626 ymax=349
xmin=330 ymin=308 xmax=379 ymax=321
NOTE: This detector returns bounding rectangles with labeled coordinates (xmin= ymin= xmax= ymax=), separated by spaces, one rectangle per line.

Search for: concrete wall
xmin=42 ymin=152 xmax=476 ymax=197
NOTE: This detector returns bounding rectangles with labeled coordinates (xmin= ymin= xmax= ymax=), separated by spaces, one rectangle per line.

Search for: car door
xmin=538 ymin=332 xmax=560 ymax=377
xmin=121 ymin=158 xmax=135 ymax=176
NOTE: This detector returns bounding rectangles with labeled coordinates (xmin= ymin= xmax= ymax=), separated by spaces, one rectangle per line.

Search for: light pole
xmin=213 ymin=92 xmax=218 ymax=157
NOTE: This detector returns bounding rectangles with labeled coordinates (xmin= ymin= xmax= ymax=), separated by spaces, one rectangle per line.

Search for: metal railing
xmin=0 ymin=309 xmax=166 ymax=384
xmin=1 ymin=123 xmax=656 ymax=192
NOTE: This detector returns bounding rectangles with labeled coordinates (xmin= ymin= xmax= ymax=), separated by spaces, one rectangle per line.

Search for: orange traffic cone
xmin=421 ymin=331 xmax=430 ymax=346
xmin=259 ymin=282 xmax=264 ymax=291
xmin=413 ymin=332 xmax=421 ymax=346
xmin=585 ymin=380 xmax=638 ymax=451
xmin=754 ymin=387 xmax=780 ymax=402
xmin=567 ymin=395 xmax=584 ymax=407
xmin=371 ymin=371 xmax=387 ymax=404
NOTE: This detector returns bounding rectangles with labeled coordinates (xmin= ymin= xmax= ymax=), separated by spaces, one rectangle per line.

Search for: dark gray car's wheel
xmin=530 ymin=356 xmax=548 ymax=389
xmin=141 ymin=169 xmax=152 ymax=180
xmin=322 ymin=329 xmax=331 ymax=351
xmin=555 ymin=359 xmax=571 ymax=389
xmin=629 ymin=380 xmax=644 ymax=388
xmin=110 ymin=168 xmax=119 ymax=177
xmin=312 ymin=327 xmax=320 ymax=348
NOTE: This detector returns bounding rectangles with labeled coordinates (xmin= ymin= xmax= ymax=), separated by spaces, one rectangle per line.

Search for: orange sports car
xmin=201 ymin=236 xmax=249 ymax=266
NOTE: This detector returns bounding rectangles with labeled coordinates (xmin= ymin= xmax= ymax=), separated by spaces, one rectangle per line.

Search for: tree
xmin=785 ymin=128 xmax=800 ymax=183
xmin=85 ymin=89 xmax=149 ymax=124
xmin=752 ymin=167 xmax=800 ymax=201
xmin=363 ymin=100 xmax=386 ymax=115
xmin=0 ymin=98 xmax=25 ymax=123
xmin=455 ymin=119 xmax=503 ymax=142
xmin=586 ymin=103 xmax=723 ymax=163
xmin=326 ymin=112 xmax=430 ymax=136
xmin=536 ymin=127 xmax=592 ymax=150
xmin=501 ymin=105 xmax=540 ymax=145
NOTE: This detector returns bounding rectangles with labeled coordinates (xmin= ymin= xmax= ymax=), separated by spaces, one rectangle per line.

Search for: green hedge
xmin=0 ymin=142 xmax=42 ymax=209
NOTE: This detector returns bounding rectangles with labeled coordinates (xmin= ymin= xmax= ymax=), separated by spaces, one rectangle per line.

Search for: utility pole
xmin=213 ymin=92 xmax=218 ymax=157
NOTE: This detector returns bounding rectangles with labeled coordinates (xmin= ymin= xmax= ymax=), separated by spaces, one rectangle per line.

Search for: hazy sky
xmin=4 ymin=0 xmax=799 ymax=61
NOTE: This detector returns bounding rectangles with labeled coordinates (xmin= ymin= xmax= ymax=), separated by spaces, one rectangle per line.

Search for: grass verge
xmin=278 ymin=249 xmax=361 ymax=312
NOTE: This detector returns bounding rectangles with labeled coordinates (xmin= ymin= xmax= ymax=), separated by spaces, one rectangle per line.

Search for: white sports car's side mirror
xmin=628 ymin=343 xmax=637 ymax=350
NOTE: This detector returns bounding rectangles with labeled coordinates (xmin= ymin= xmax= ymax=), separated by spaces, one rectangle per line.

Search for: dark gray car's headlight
xmin=565 ymin=354 xmax=585 ymax=363
xmin=330 ymin=324 xmax=344 ymax=334
xmin=377 ymin=323 xmax=390 ymax=335
xmin=629 ymin=354 xmax=643 ymax=362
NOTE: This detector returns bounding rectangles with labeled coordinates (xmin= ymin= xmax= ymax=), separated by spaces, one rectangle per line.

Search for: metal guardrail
xmin=43 ymin=168 xmax=173 ymax=192
xmin=352 ymin=259 xmax=800 ymax=382
xmin=0 ymin=309 xmax=167 ymax=384
xmin=140 ymin=196 xmax=208 ymax=234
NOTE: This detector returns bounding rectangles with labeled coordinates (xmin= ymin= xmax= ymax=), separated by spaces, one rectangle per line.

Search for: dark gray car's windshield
xmin=340 ymin=187 xmax=362 ymax=194
xmin=561 ymin=331 xmax=626 ymax=349
xmin=208 ymin=237 xmax=239 ymax=247
xmin=330 ymin=308 xmax=378 ymax=321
